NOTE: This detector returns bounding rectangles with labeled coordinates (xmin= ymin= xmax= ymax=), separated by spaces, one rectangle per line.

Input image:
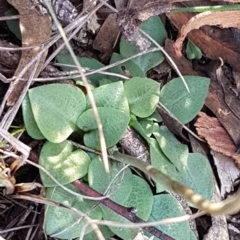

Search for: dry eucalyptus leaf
xmin=6 ymin=0 xmax=51 ymax=106
xmin=167 ymin=11 xmax=240 ymax=72
xmin=195 ymin=112 xmax=240 ymax=167
xmin=165 ymin=38 xmax=203 ymax=76
xmin=211 ymin=151 xmax=240 ymax=196
xmin=174 ymin=10 xmax=240 ymax=57
xmin=93 ymin=14 xmax=119 ymax=62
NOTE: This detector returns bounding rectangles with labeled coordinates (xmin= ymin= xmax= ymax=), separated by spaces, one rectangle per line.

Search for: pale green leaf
xmin=138 ymin=118 xmax=155 ymax=137
xmin=56 ymin=52 xmax=105 ymax=86
xmin=149 ymin=138 xmax=178 ymax=192
xmin=147 ymin=110 xmax=163 ymax=122
xmin=101 ymin=175 xmax=154 ymax=240
xmin=120 ymin=16 xmax=167 ymax=72
xmin=154 ymin=126 xmax=188 ymax=171
xmin=186 ymin=41 xmax=202 ymax=60
xmin=124 ymin=77 xmax=160 ymax=118
xmin=129 ymin=115 xmax=151 ymax=143
xmin=44 ymin=184 xmax=102 ymax=239
xmin=22 ymin=95 xmax=45 ymax=140
xmin=108 ymin=52 xmax=145 ymax=81
xmin=179 ymin=153 xmax=214 ymax=203
xmin=83 ymin=225 xmax=114 ymax=240
xmin=39 ymin=141 xmax=90 ymax=187
xmin=149 ymin=194 xmax=191 ymax=240
xmin=159 ymin=76 xmax=210 ymax=124
xmin=190 ymin=231 xmax=198 ymax=240
xmin=28 ymin=84 xmax=86 ymax=143
xmin=86 ymin=81 xmax=129 ymax=114
xmin=77 ymin=107 xmax=129 ymax=150
xmin=88 ymin=156 xmax=133 ymax=203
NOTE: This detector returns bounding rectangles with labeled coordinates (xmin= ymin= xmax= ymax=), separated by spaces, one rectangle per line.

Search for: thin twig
xmin=73 ymin=180 xmax=175 ymax=240
xmin=42 ymin=0 xmax=110 ymax=172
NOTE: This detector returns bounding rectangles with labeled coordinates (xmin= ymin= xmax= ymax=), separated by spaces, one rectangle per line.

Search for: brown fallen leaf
xmin=83 ymin=0 xmax=100 ymax=33
xmin=93 ymin=14 xmax=119 ymax=63
xmin=6 ymin=0 xmax=51 ymax=106
xmin=195 ymin=112 xmax=240 ymax=167
xmin=114 ymin=0 xmax=128 ymax=10
xmin=167 ymin=11 xmax=240 ymax=72
xmin=212 ymin=151 xmax=240 ymax=196
xmin=206 ymin=81 xmax=240 ymax=146
xmin=173 ymin=11 xmax=240 ymax=57
xmin=164 ymin=38 xmax=203 ymax=76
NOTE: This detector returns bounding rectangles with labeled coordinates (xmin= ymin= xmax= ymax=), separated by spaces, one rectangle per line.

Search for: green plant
xmin=22 ymin=16 xmax=213 ymax=240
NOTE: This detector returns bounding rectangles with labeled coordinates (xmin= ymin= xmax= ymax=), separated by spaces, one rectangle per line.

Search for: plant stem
xmin=171 ymin=4 xmax=240 ymax=13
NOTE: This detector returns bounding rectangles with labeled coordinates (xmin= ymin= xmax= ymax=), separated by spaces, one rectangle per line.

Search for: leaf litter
xmin=1 ymin=1 xmax=240 ymax=240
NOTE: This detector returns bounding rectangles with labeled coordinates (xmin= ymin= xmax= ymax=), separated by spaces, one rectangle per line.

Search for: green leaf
xmin=190 ymin=231 xmax=198 ymax=240
xmin=22 ymin=95 xmax=45 ymax=140
xmin=5 ymin=8 xmax=21 ymax=40
xmin=129 ymin=115 xmax=151 ymax=143
xmin=77 ymin=107 xmax=129 ymax=150
xmin=88 ymin=156 xmax=133 ymax=203
xmin=86 ymin=81 xmax=129 ymax=114
xmin=39 ymin=141 xmax=90 ymax=187
xmin=186 ymin=41 xmax=202 ymax=60
xmin=147 ymin=110 xmax=163 ymax=122
xmin=178 ymin=153 xmax=214 ymax=203
xmin=84 ymin=225 xmax=114 ymax=240
xmin=101 ymin=175 xmax=154 ymax=240
xmin=148 ymin=194 xmax=191 ymax=240
xmin=154 ymin=126 xmax=188 ymax=171
xmin=138 ymin=118 xmax=155 ymax=137
xmin=120 ymin=16 xmax=167 ymax=72
xmin=56 ymin=52 xmax=105 ymax=87
xmin=108 ymin=53 xmax=145 ymax=81
xmin=44 ymin=184 xmax=102 ymax=239
xmin=124 ymin=77 xmax=160 ymax=118
xmin=28 ymin=83 xmax=86 ymax=143
xmin=159 ymin=76 xmax=210 ymax=124
xmin=149 ymin=138 xmax=178 ymax=192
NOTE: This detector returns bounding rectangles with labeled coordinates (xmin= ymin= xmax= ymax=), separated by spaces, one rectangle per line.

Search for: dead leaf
xmin=83 ymin=0 xmax=100 ymax=33
xmin=165 ymin=38 xmax=204 ymax=76
xmin=173 ymin=11 xmax=240 ymax=57
xmin=195 ymin=112 xmax=240 ymax=167
xmin=193 ymin=59 xmax=221 ymax=82
xmin=206 ymin=81 xmax=240 ymax=146
xmin=114 ymin=0 xmax=128 ymax=10
xmin=211 ymin=151 xmax=240 ymax=196
xmin=93 ymin=14 xmax=119 ymax=62
xmin=6 ymin=0 xmax=51 ymax=106
xmin=0 ymin=40 xmax=20 ymax=69
xmin=216 ymin=64 xmax=240 ymax=121
xmin=167 ymin=12 xmax=240 ymax=72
